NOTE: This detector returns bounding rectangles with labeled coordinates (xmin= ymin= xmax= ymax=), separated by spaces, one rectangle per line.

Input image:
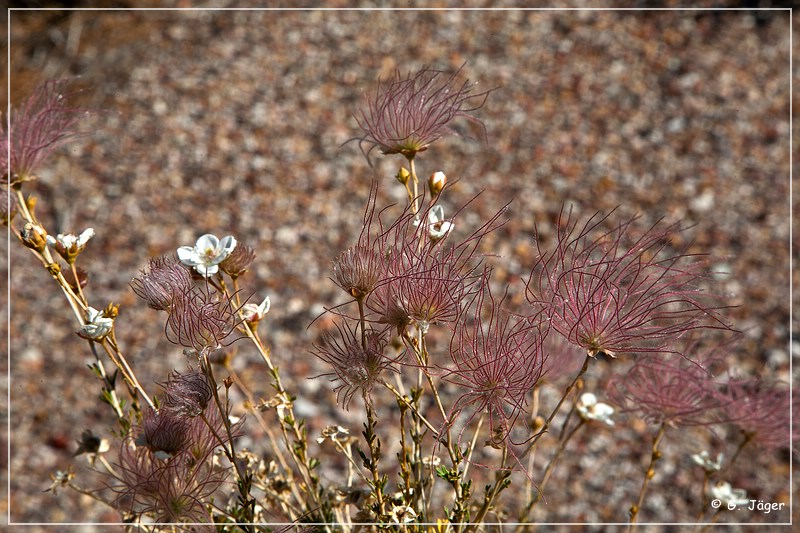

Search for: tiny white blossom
xmin=317 ymin=425 xmax=350 ymax=444
xmin=46 ymin=228 xmax=95 ymax=263
xmin=576 ymin=392 xmax=615 ymax=426
xmin=78 ymin=306 xmax=114 ymax=340
xmin=45 ymin=469 xmax=75 ymax=494
xmin=691 ymin=450 xmax=723 ymax=473
xmin=416 ymin=205 xmax=453 ymax=241
xmin=177 ymin=234 xmax=236 ymax=277
xmin=710 ymin=481 xmax=749 ymax=508
xmin=242 ymin=295 xmax=271 ymax=323
xmin=46 ymin=228 xmax=94 ymax=250
xmin=421 ymin=455 xmax=442 ymax=468
xmin=389 ymin=504 xmax=417 ymax=524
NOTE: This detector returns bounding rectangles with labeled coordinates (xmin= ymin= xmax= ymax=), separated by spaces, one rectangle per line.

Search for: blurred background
xmin=2 ymin=1 xmax=796 ymax=531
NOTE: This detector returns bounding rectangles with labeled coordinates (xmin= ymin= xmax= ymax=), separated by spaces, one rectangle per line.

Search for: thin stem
xmin=364 ymin=400 xmax=387 ymax=518
xmin=520 ymin=418 xmax=586 ymax=522
xmin=357 ymin=297 xmax=367 ymax=349
xmin=524 ymin=386 xmax=542 ymax=510
xmin=104 ymin=332 xmax=154 ymax=410
xmin=408 ymin=156 xmax=420 ymax=217
xmin=70 ymin=262 xmax=88 ymax=306
xmin=226 ymin=363 xmax=292 ymax=472
xmin=466 ymin=445 xmax=511 ymax=532
xmin=460 ymin=413 xmax=485 ymax=480
xmin=380 ymin=380 xmax=440 ymax=436
xmin=397 ymin=399 xmax=414 ymax=507
xmin=200 ymin=357 xmax=255 ymax=533
xmin=628 ymin=421 xmax=667 ymax=528
xmin=524 ymin=353 xmax=591 ymax=456
xmin=86 ymin=341 xmax=125 ymax=421
xmin=725 ymin=432 xmax=753 ymax=472
xmin=235 ymin=310 xmax=329 ymax=527
xmin=332 ymin=437 xmax=370 ymax=486
xmin=695 ymin=470 xmax=714 ymax=524
xmin=224 ymin=361 xmax=307 ymax=511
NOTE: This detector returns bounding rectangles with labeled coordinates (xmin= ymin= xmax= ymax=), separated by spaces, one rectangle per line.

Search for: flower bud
xmin=104 ymin=302 xmax=120 ymax=319
xmin=241 ymin=295 xmax=270 ymax=328
xmin=21 ymin=222 xmax=47 ymax=252
xmin=395 ymin=167 xmax=410 ymax=185
xmin=428 ymin=171 xmax=446 ymax=197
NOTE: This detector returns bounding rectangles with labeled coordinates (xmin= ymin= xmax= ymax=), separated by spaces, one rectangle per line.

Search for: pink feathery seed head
xmin=540 ymin=327 xmax=587 ymax=384
xmin=130 ymin=255 xmax=193 ymax=312
xmin=354 ymin=63 xmax=493 ymax=161
xmin=312 ymin=322 xmax=395 ymax=409
xmin=719 ymin=376 xmax=792 ymax=452
xmin=526 ymin=206 xmax=732 ymax=359
xmin=333 ymin=244 xmax=384 ymax=301
xmin=444 ymin=283 xmax=547 ymax=446
xmin=219 ymin=242 xmax=255 ymax=278
xmin=607 ymin=350 xmax=724 ymax=428
xmin=364 ymin=195 xmax=508 ymax=336
xmin=160 ymin=368 xmax=215 ymax=418
xmin=112 ymin=399 xmax=236 ymax=525
xmin=165 ymin=286 xmax=240 ymax=353
xmin=140 ymin=408 xmax=190 ymax=455
xmin=113 ymin=435 xmax=224 ymax=525
xmin=3 ymin=79 xmax=95 ymax=183
xmin=396 ymin=255 xmax=472 ymax=332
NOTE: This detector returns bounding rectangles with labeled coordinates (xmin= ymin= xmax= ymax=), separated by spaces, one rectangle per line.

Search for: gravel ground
xmin=2 ymin=2 xmax=796 ymax=532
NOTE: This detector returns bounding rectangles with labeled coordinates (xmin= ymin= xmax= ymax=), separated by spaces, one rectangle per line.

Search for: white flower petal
xmin=176 ymin=246 xmax=196 ymax=264
xmin=220 ymin=235 xmax=237 ymax=254
xmin=429 ymin=205 xmax=445 ymax=224
xmin=195 ymin=264 xmax=218 ymax=277
xmin=579 ymin=393 xmax=598 ymax=406
xmin=196 ymin=234 xmax=220 ymax=251
xmin=77 ymin=228 xmax=95 ymax=246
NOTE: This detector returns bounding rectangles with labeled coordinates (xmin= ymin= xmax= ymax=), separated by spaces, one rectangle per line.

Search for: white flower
xmin=45 ymin=469 xmax=75 ymax=494
xmin=710 ymin=481 xmax=749 ymax=508
xmin=241 ymin=295 xmax=271 ymax=323
xmin=389 ymin=504 xmax=417 ymax=524
xmin=78 ymin=306 xmax=114 ymax=340
xmin=421 ymin=454 xmax=441 ymax=468
xmin=177 ymin=234 xmax=237 ymax=277
xmin=416 ymin=205 xmax=453 ymax=241
xmin=317 ymin=425 xmax=350 ymax=444
xmin=576 ymin=392 xmax=615 ymax=426
xmin=691 ymin=450 xmax=723 ymax=473
xmin=46 ymin=227 xmax=94 ymax=250
xmin=46 ymin=228 xmax=95 ymax=263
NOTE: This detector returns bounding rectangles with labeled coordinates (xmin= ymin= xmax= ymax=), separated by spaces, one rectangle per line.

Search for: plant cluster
xmin=6 ymin=66 xmax=795 ymax=532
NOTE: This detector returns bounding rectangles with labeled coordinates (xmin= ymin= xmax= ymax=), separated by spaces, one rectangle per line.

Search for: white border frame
xmin=4 ymin=5 xmax=793 ymax=530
